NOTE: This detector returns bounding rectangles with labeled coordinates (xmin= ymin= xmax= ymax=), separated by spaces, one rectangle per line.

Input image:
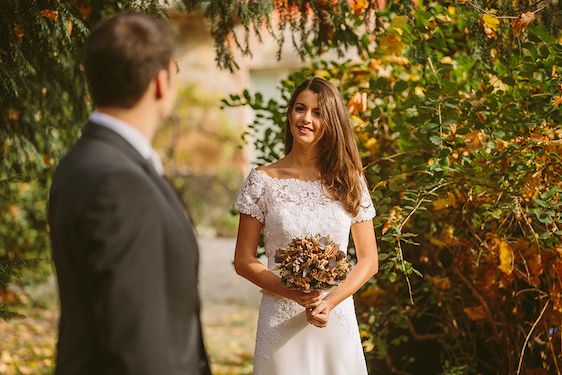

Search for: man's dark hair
xmin=84 ymin=13 xmax=174 ymax=108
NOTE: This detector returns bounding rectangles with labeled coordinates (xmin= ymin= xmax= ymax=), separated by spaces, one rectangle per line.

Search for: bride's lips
xmin=297 ymin=125 xmax=313 ymax=134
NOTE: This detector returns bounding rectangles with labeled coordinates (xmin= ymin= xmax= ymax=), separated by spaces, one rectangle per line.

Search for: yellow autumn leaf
xmin=390 ymin=15 xmax=409 ymax=30
xmin=362 ymin=340 xmax=375 ymax=352
xmin=382 ymin=207 xmax=402 ymax=235
xmin=350 ymin=0 xmax=368 ymax=15
xmin=9 ymin=205 xmax=20 ymax=220
xmin=350 ymin=115 xmax=367 ymax=128
xmin=40 ymin=9 xmax=59 ymax=21
xmin=463 ymin=305 xmax=487 ymax=321
xmin=7 ymin=108 xmax=20 ymax=121
xmin=432 ymin=198 xmax=449 ymax=211
xmin=427 ymin=275 xmax=451 ymax=290
xmin=498 ymin=240 xmax=514 ymax=275
xmin=512 ymin=11 xmax=535 ymax=36
xmin=14 ymin=25 xmax=24 ymax=38
xmin=463 ymin=129 xmax=487 ymax=150
xmin=365 ymin=138 xmax=378 ymax=154
xmin=379 ymin=33 xmax=404 ymax=56
xmin=482 ymin=14 xmax=500 ymax=31
xmin=347 ymin=92 xmax=368 ymax=115
xmin=67 ymin=18 xmax=73 ymax=36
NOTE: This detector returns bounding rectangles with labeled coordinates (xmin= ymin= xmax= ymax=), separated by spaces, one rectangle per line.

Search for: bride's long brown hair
xmin=285 ymin=77 xmax=364 ymax=216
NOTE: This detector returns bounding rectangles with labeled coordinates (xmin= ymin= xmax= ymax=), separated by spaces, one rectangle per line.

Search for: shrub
xmin=225 ymin=5 xmax=562 ymax=373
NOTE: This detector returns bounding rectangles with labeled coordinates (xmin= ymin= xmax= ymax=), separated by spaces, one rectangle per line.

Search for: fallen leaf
xmin=498 ymin=240 xmax=514 ymax=275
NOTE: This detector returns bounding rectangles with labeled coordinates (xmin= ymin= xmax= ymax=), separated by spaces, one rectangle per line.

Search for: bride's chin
xmin=292 ymin=137 xmax=317 ymax=148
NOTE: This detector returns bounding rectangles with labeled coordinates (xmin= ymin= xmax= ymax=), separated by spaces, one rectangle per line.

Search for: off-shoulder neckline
xmin=251 ymin=168 xmax=322 ymax=183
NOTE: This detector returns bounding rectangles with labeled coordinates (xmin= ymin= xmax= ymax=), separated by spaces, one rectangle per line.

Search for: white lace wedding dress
xmin=235 ymin=168 xmax=376 ymax=375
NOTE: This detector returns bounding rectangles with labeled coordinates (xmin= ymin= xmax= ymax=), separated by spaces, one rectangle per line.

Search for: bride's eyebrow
xmin=295 ymin=102 xmax=319 ymax=110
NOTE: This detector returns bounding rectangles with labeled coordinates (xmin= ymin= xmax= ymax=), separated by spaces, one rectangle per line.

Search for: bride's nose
xmin=303 ymin=110 xmax=312 ymax=123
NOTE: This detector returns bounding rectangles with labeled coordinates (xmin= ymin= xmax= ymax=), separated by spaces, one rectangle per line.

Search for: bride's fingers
xmin=311 ymin=302 xmax=329 ymax=316
xmin=306 ymin=309 xmax=328 ymax=327
xmin=303 ymin=294 xmax=323 ymax=303
xmin=303 ymin=298 xmax=323 ymax=309
xmin=307 ymin=315 xmax=328 ymax=328
xmin=300 ymin=292 xmax=320 ymax=302
xmin=308 ymin=310 xmax=327 ymax=320
xmin=300 ymin=299 xmax=320 ymax=309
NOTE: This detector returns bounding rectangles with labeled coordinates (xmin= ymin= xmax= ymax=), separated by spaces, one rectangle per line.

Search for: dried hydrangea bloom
xmin=275 ymin=234 xmax=350 ymax=291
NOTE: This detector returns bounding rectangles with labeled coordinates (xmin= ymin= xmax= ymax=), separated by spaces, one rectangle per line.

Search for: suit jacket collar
xmin=82 ymin=121 xmax=151 ymax=170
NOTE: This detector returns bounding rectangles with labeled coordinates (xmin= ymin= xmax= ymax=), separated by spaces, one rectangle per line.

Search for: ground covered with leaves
xmin=0 ymin=296 xmax=256 ymax=374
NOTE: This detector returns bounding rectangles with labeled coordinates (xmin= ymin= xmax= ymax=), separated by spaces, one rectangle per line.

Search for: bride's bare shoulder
xmin=255 ymin=159 xmax=288 ymax=178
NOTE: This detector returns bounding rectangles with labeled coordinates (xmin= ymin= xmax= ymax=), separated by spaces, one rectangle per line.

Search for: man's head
xmin=84 ymin=13 xmax=176 ymax=119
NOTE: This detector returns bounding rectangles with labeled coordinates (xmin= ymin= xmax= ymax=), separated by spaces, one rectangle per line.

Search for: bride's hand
xmin=288 ymin=290 xmax=323 ymax=309
xmin=306 ymin=300 xmax=332 ymax=328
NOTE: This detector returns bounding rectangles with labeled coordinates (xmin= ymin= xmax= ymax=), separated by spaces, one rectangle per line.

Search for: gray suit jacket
xmin=48 ymin=122 xmax=210 ymax=375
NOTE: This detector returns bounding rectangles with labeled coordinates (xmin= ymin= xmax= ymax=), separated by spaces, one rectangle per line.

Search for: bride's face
xmin=289 ymin=89 xmax=324 ymax=149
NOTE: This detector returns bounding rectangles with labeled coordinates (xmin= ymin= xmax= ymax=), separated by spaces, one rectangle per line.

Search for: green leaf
xmin=430 ymin=135 xmax=443 ymax=145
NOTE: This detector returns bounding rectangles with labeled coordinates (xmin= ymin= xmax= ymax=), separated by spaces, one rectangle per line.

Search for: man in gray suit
xmin=48 ymin=13 xmax=210 ymax=374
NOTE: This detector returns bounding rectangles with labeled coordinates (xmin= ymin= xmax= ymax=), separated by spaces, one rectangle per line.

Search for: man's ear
xmin=154 ymin=69 xmax=168 ymax=100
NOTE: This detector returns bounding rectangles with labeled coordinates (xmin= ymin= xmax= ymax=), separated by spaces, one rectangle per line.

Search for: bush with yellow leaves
xmin=226 ymin=3 xmax=562 ymax=374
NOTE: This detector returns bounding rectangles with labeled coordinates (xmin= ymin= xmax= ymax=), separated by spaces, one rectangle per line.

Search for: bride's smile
xmin=289 ymin=89 xmax=324 ymax=146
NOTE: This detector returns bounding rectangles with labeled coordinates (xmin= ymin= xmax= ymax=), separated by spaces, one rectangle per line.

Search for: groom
xmin=48 ymin=13 xmax=210 ymax=374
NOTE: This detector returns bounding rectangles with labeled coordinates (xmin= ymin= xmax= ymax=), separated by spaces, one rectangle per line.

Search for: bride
xmin=234 ymin=77 xmax=379 ymax=374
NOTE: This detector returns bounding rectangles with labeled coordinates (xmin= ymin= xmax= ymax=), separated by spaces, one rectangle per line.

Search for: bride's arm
xmin=310 ymin=220 xmax=378 ymax=319
xmin=233 ymin=213 xmax=323 ymax=308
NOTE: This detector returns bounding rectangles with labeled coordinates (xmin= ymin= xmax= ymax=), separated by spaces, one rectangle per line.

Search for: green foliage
xmin=182 ymin=0 xmax=562 ymax=71
xmin=0 ymin=0 xmax=168 ymax=321
xmin=225 ymin=4 xmax=562 ymax=373
xmin=183 ymin=0 xmax=380 ymax=70
xmin=154 ymin=84 xmax=244 ymax=236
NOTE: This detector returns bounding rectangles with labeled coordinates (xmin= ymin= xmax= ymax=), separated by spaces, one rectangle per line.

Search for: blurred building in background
xmin=157 ymin=11 xmax=305 ymax=237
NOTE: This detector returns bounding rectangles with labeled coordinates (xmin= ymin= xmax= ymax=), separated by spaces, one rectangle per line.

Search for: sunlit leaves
xmin=39 ymin=9 xmax=59 ymax=21
xmin=0 ymin=0 xmax=170 ymax=323
xmin=226 ymin=5 xmax=562 ymax=370
xmin=482 ymin=13 xmax=499 ymax=31
xmin=512 ymin=12 xmax=536 ymax=37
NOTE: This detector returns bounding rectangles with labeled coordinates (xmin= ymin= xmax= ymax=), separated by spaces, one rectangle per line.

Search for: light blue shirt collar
xmin=89 ymin=110 xmax=163 ymax=175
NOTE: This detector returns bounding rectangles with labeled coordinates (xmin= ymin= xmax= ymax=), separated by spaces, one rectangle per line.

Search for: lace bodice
xmin=235 ymin=168 xmax=375 ymax=374
xmin=235 ymin=168 xmax=376 ymax=270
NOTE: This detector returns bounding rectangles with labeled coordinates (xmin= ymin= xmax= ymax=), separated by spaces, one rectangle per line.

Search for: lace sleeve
xmin=352 ymin=177 xmax=376 ymax=224
xmin=234 ymin=169 xmax=267 ymax=224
